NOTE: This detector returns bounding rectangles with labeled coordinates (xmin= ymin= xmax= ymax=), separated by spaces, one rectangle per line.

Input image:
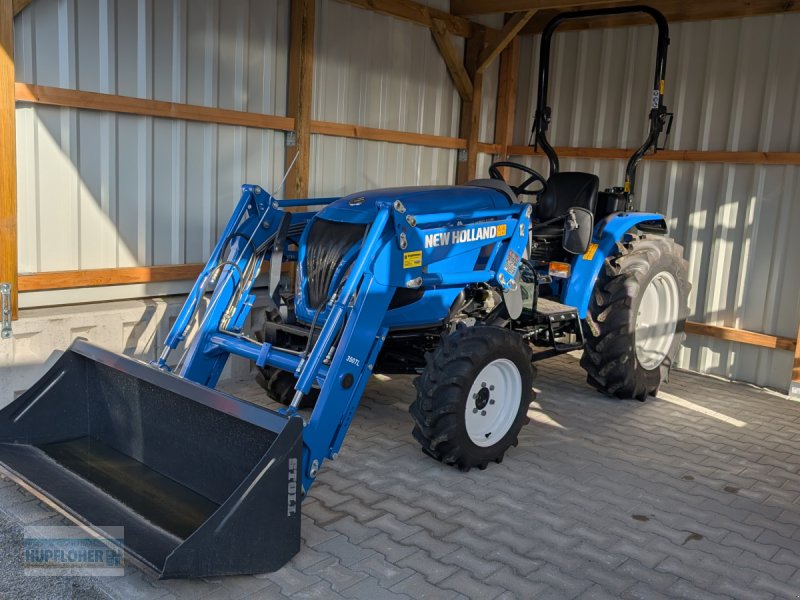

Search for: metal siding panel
xmin=16 ymin=106 xmax=38 ymax=273
xmin=309 ymin=136 xmax=456 ymax=197
xmin=479 ymin=53 xmax=500 ymax=147
xmin=308 ymin=0 xmax=462 ymax=195
xmin=116 ymin=0 xmax=140 ymax=98
xmin=312 ymin=0 xmax=460 ymax=137
xmin=77 ymin=109 xmax=117 ymax=270
xmin=15 ymin=0 xmax=289 ymax=281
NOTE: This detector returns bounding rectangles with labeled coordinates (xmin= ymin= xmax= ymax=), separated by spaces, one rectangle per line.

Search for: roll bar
xmin=530 ymin=5 xmax=671 ymax=207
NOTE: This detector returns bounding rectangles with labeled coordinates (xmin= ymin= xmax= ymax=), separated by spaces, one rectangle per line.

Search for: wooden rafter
xmin=477 ymin=10 xmax=535 ymax=75
xmin=451 ymin=0 xmax=800 ymax=32
xmin=453 ymin=0 xmax=608 ymax=16
xmin=336 ymin=0 xmax=473 ymax=37
xmin=430 ymin=18 xmax=473 ymax=102
xmin=523 ymin=1 xmax=800 ymax=34
xmin=11 ymin=0 xmax=31 ymax=17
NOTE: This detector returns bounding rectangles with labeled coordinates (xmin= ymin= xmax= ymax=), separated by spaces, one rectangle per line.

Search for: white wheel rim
xmin=465 ymin=358 xmax=522 ymax=447
xmin=635 ymin=271 xmax=680 ymax=370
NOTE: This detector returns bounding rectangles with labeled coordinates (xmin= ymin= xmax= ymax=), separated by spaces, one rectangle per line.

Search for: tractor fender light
xmin=548 ymin=262 xmax=571 ymax=278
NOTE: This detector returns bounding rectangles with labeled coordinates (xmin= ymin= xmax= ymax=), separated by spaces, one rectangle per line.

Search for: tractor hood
xmin=317 ymin=185 xmax=513 ymax=224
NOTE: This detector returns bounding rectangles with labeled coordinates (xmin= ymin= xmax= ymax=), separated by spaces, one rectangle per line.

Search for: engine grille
xmin=304 ymin=219 xmax=367 ymax=310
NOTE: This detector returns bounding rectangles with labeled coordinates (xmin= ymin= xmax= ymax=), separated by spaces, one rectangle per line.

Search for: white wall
xmin=512 ymin=14 xmax=800 ymax=391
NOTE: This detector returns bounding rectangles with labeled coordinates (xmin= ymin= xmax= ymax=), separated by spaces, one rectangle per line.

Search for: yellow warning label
xmin=403 ymin=250 xmax=422 ymax=269
xmin=583 ymin=243 xmax=598 ymax=261
xmin=497 ymin=224 xmax=507 ymax=236
xmin=660 ymin=79 xmax=665 ymax=94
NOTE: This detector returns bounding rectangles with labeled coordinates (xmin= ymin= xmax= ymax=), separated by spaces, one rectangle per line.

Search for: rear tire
xmin=410 ymin=326 xmax=535 ymax=471
xmin=580 ymin=235 xmax=690 ymax=400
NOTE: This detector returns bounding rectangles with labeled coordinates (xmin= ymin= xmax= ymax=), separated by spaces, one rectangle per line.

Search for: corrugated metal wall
xmin=309 ymin=0 xmax=460 ymax=196
xmin=13 ymin=0 xmax=468 ymax=301
xmin=511 ymin=14 xmax=800 ymax=391
xmin=14 ymin=0 xmax=290 ymax=277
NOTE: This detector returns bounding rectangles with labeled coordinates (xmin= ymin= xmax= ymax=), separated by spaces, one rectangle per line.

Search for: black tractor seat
xmin=465 ymin=178 xmax=518 ymax=204
xmin=532 ymin=171 xmax=599 ymax=238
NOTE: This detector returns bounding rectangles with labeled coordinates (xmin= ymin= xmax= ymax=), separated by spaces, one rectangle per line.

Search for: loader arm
xmin=160 ymin=190 xmax=532 ymax=493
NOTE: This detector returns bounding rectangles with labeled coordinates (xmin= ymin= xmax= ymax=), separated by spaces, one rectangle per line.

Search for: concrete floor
xmin=1 ymin=354 xmax=800 ymax=599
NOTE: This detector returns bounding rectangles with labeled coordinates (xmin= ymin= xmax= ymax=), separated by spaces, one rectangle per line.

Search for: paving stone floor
xmin=2 ymin=354 xmax=800 ymax=599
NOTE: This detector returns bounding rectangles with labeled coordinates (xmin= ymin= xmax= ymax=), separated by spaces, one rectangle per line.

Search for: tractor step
xmin=534 ymin=298 xmax=579 ymax=321
xmin=531 ymin=298 xmax=585 ymax=362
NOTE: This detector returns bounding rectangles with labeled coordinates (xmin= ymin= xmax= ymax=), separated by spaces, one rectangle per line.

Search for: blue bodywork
xmin=294 ymin=186 xmax=516 ymax=329
xmin=156 ymin=182 xmax=667 ymax=493
xmin=564 ymin=212 xmax=667 ymax=318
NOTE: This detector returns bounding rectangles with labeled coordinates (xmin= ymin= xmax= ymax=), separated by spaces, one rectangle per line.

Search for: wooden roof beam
xmin=452 ymin=0 xmax=610 ymax=16
xmin=12 ymin=0 xmax=32 ymax=17
xmin=336 ymin=0 xmax=474 ymax=37
xmin=522 ymin=1 xmax=800 ymax=34
xmin=430 ymin=18 xmax=473 ymax=101
xmin=476 ymin=10 xmax=535 ymax=75
xmin=451 ymin=0 xmax=800 ymax=28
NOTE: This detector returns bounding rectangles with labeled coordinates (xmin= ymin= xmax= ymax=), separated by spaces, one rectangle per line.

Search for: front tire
xmin=410 ymin=326 xmax=535 ymax=471
xmin=580 ymin=235 xmax=690 ymax=400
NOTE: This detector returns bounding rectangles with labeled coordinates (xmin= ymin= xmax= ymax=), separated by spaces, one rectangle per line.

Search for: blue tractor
xmin=0 ymin=5 xmax=689 ymax=579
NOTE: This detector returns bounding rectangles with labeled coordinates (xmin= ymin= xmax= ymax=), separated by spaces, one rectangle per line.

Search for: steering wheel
xmin=489 ymin=161 xmax=547 ymax=198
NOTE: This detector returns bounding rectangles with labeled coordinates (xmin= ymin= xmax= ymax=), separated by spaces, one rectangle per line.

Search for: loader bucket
xmin=0 ymin=339 xmax=303 ymax=579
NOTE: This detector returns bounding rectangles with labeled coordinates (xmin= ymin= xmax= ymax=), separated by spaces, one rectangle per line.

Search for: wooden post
xmin=493 ymin=35 xmax=520 ymax=178
xmin=285 ymin=0 xmax=315 ymax=199
xmin=1 ymin=0 xmax=17 ymax=319
xmin=456 ymin=27 xmax=486 ymax=184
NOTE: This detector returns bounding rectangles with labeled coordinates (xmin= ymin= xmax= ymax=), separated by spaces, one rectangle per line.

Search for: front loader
xmin=0 ymin=5 xmax=689 ymax=578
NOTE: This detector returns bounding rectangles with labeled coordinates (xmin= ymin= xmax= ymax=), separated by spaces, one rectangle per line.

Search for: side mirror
xmin=562 ymin=207 xmax=594 ymax=255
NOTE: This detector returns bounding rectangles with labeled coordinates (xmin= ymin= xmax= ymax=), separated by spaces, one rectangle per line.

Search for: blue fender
xmin=562 ymin=212 xmax=667 ymax=318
